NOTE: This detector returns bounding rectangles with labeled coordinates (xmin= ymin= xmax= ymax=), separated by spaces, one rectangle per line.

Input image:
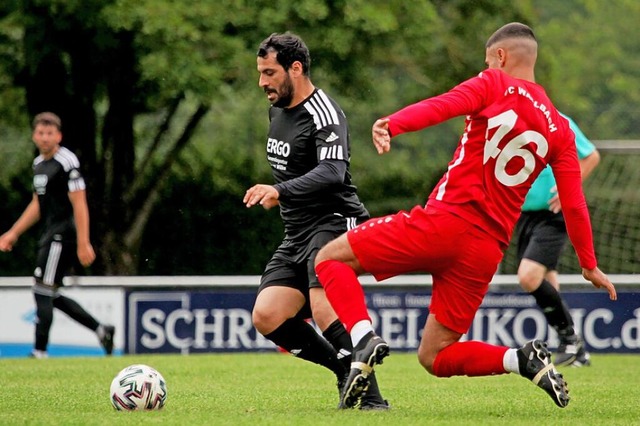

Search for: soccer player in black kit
xmin=244 ymin=33 xmax=388 ymax=409
xmin=0 ymin=112 xmax=115 ymax=358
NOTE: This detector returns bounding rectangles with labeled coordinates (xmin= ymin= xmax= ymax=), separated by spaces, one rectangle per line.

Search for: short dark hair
xmin=32 ymin=112 xmax=62 ymax=131
xmin=486 ymin=22 xmax=536 ymax=49
xmin=257 ymin=32 xmax=311 ymax=76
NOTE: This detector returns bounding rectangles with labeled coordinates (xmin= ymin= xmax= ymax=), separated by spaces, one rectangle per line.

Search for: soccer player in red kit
xmin=315 ymin=22 xmax=617 ymax=409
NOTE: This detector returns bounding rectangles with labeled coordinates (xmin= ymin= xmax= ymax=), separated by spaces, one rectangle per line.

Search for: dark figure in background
xmin=0 ymin=112 xmax=115 ymax=358
xmin=516 ymin=113 xmax=600 ymax=367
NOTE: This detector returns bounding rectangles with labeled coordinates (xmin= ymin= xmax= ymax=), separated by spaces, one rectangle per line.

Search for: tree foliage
xmin=533 ymin=0 xmax=640 ymax=138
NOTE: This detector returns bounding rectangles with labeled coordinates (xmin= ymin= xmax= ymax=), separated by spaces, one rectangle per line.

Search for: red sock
xmin=315 ymin=259 xmax=370 ymax=332
xmin=432 ymin=341 xmax=509 ymax=377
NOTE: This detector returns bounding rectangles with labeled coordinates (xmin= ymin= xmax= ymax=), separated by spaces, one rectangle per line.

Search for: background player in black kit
xmin=244 ymin=33 xmax=388 ymax=409
xmin=0 ymin=112 xmax=114 ymax=358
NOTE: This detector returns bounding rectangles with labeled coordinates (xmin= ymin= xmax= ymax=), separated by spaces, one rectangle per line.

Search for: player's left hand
xmin=582 ymin=266 xmax=617 ymax=300
xmin=547 ymin=186 xmax=562 ymax=213
xmin=243 ymin=184 xmax=280 ymax=210
xmin=77 ymin=241 xmax=96 ymax=267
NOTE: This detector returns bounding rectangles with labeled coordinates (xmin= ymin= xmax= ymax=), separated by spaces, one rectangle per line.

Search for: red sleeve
xmin=552 ymin=141 xmax=597 ymax=269
xmin=387 ymin=71 xmax=492 ymax=137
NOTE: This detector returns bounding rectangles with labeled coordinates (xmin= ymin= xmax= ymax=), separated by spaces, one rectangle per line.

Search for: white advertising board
xmin=0 ymin=286 xmax=124 ymax=358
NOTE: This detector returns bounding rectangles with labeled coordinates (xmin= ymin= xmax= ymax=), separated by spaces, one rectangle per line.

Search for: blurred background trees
xmin=0 ymin=0 xmax=637 ymax=276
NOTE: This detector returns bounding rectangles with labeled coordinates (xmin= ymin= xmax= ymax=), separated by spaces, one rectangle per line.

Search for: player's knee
xmin=518 ymin=272 xmax=541 ymax=292
xmin=518 ymin=260 xmax=546 ymax=292
xmin=252 ymin=304 xmax=293 ymax=335
xmin=251 ymin=307 xmax=274 ymax=335
xmin=518 ymin=268 xmax=541 ymax=292
xmin=417 ymin=345 xmax=438 ymax=375
xmin=314 ymin=245 xmax=330 ymax=266
xmin=417 ymin=351 xmax=437 ymax=375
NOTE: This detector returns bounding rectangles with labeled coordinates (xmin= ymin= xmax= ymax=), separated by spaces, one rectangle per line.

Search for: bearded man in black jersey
xmin=243 ymin=33 xmax=388 ymax=410
xmin=0 ymin=112 xmax=115 ymax=358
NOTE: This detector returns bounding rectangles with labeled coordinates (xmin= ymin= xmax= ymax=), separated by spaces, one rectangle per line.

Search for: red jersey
xmin=386 ymin=68 xmax=596 ymax=269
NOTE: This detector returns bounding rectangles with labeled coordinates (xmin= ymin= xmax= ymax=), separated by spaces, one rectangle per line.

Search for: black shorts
xmin=34 ymin=234 xmax=76 ymax=288
xmin=516 ymin=210 xmax=568 ymax=270
xmin=258 ymin=230 xmax=341 ymax=295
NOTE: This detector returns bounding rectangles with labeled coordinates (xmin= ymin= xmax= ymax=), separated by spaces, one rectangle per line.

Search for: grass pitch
xmin=0 ymin=352 xmax=637 ymax=425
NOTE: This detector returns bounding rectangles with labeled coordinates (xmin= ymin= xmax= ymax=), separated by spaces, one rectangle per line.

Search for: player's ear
xmin=290 ymin=60 xmax=304 ymax=76
xmin=497 ymin=48 xmax=507 ymax=67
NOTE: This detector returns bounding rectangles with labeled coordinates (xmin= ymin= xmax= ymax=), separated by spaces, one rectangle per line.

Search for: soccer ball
xmin=110 ymin=364 xmax=167 ymax=411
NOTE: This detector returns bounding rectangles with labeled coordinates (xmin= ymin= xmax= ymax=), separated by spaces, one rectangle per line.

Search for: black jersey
xmin=266 ymin=88 xmax=368 ymax=242
xmin=32 ymin=146 xmax=86 ymax=245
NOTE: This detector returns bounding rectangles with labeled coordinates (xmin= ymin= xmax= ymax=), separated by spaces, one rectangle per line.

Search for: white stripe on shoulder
xmin=304 ymin=102 xmax=322 ymax=129
xmin=33 ymin=155 xmax=44 ymax=166
xmin=68 ymin=178 xmax=86 ymax=192
xmin=303 ymin=89 xmax=340 ymax=130
xmin=316 ymin=90 xmax=340 ymax=124
xmin=54 ymin=147 xmax=81 ymax=171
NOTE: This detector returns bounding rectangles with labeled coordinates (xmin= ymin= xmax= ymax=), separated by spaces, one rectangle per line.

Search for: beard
xmin=270 ymin=75 xmax=294 ymax=108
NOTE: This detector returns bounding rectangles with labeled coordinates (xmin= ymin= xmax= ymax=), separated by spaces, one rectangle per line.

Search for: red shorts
xmin=348 ymin=205 xmax=504 ymax=334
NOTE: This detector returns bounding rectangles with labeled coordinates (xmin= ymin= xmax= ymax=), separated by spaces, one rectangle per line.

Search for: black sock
xmin=265 ymin=318 xmax=345 ymax=379
xmin=322 ymin=319 xmax=352 ymax=374
xmin=34 ymin=293 xmax=54 ymax=351
xmin=53 ymin=294 xmax=100 ymax=331
xmin=530 ymin=279 xmax=575 ymax=336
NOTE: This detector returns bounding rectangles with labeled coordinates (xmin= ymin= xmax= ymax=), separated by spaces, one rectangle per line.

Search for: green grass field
xmin=1 ymin=352 xmax=638 ymax=425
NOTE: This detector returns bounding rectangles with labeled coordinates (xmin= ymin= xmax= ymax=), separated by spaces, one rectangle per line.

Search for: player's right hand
xmin=243 ymin=184 xmax=280 ymax=210
xmin=372 ymin=118 xmax=392 ymax=154
xmin=0 ymin=231 xmax=17 ymax=252
xmin=582 ymin=266 xmax=617 ymax=300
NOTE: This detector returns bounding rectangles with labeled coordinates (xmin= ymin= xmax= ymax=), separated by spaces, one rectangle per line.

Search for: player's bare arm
xmin=582 ymin=266 xmax=617 ymax=300
xmin=372 ymin=118 xmax=392 ymax=154
xmin=68 ymin=190 xmax=96 ymax=267
xmin=243 ymin=184 xmax=280 ymax=210
xmin=0 ymin=194 xmax=41 ymax=252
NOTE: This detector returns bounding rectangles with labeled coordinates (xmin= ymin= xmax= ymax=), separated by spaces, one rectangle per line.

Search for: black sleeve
xmin=274 ymin=160 xmax=347 ymax=199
